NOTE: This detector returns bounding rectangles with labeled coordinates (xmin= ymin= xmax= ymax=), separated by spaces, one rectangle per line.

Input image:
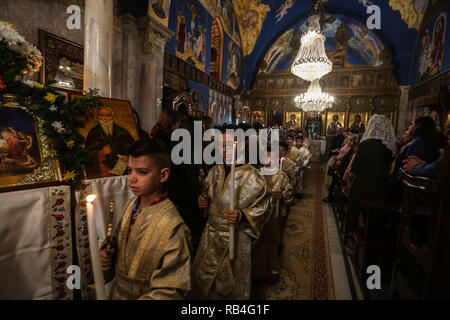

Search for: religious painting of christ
xmin=175 ymin=4 xmax=207 ymax=72
xmin=227 ymin=42 xmax=241 ymax=89
xmin=429 ymin=13 xmax=446 ymax=77
xmin=176 ymin=10 xmax=187 ymax=54
xmin=0 ymin=102 xmax=62 ymax=191
xmin=286 ymin=112 xmax=302 ymax=129
xmin=418 ymin=29 xmax=432 ymax=81
xmin=69 ymin=94 xmax=140 ymax=179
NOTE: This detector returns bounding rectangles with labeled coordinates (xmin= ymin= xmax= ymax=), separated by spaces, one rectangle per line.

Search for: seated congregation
xmin=323 ymin=115 xmax=450 ymax=299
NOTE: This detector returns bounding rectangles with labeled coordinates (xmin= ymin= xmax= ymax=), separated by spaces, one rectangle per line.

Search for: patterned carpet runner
xmin=256 ymin=163 xmax=335 ymax=300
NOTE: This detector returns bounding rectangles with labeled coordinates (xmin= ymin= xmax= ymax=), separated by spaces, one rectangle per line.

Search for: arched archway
xmin=210 ymin=17 xmax=224 ymax=81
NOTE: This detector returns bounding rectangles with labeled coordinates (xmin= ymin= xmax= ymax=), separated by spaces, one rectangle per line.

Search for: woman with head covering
xmin=345 ymin=115 xmax=396 ymax=250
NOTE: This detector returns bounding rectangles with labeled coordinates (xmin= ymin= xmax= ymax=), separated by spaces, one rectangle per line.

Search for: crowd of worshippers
xmin=99 ymin=108 xmax=313 ymax=299
xmin=322 ymin=114 xmax=449 ymax=255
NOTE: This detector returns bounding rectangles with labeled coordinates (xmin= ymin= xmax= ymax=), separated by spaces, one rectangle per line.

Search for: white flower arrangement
xmin=52 ymin=121 xmax=65 ymax=133
xmin=0 ymin=20 xmax=43 ymax=73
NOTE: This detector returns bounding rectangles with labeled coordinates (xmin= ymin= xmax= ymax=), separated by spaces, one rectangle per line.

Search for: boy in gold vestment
xmin=100 ymin=138 xmax=192 ymax=300
xmin=192 ymin=133 xmax=272 ymax=299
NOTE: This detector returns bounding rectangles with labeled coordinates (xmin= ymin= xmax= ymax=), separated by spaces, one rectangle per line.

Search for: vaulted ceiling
xmin=245 ymin=0 xmax=421 ymax=88
xmin=124 ymin=0 xmax=428 ymax=88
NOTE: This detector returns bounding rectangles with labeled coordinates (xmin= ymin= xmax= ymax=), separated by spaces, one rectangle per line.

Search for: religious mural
xmin=389 ymin=0 xmax=430 ymax=30
xmin=418 ymin=12 xmax=447 ymax=82
xmin=175 ymin=1 xmax=208 ymax=72
xmin=275 ymin=0 xmax=295 ymax=24
xmin=198 ymin=0 xmax=242 ymax=47
xmin=226 ymin=41 xmax=241 ymax=89
xmin=210 ymin=18 xmax=224 ymax=81
xmin=149 ymin=0 xmax=172 ymax=26
xmin=208 ymin=90 xmax=233 ymax=125
xmin=260 ymin=14 xmax=387 ymax=73
xmin=232 ymin=0 xmax=271 ymax=57
xmin=166 ymin=0 xmax=245 ymax=94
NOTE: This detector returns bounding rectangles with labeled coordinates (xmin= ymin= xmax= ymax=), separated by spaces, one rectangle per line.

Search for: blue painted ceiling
xmin=249 ymin=0 xmax=419 ymax=88
xmin=122 ymin=0 xmax=421 ymax=88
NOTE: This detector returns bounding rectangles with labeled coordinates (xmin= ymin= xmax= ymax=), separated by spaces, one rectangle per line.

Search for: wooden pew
xmin=390 ymin=150 xmax=450 ymax=299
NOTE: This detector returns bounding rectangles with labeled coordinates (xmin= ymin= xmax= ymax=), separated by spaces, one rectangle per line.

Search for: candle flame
xmin=86 ymin=194 xmax=97 ymax=203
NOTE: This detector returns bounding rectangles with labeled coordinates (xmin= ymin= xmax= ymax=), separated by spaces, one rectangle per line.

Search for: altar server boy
xmin=100 ymin=138 xmax=192 ymax=300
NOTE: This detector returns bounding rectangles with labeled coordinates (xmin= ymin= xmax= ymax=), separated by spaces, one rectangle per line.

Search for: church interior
xmin=0 ymin=0 xmax=449 ymax=301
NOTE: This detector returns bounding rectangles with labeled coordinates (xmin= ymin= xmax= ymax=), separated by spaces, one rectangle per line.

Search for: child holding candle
xmin=279 ymin=140 xmax=298 ymax=187
xmin=192 ymin=130 xmax=272 ymax=300
xmin=99 ymin=138 xmax=192 ymax=300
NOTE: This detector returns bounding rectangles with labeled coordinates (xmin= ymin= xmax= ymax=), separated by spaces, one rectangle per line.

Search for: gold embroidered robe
xmin=287 ymin=146 xmax=302 ymax=166
xmin=295 ymin=145 xmax=312 ymax=194
xmin=191 ymin=164 xmax=271 ymax=300
xmin=105 ymin=197 xmax=192 ymax=300
xmin=282 ymin=157 xmax=298 ymax=186
xmin=252 ymin=171 xmax=293 ymax=280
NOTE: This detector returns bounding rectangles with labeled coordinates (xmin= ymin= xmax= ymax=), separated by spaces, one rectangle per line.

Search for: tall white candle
xmin=86 ymin=194 xmax=107 ymax=300
xmin=229 ymin=142 xmax=236 ymax=261
xmin=275 ymin=158 xmax=284 ymax=218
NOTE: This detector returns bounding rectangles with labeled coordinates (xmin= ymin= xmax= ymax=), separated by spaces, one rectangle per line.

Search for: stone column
xmin=397 ymin=85 xmax=410 ymax=136
xmin=119 ymin=14 xmax=140 ymax=108
xmin=84 ymin=0 xmax=113 ymax=97
xmin=137 ymin=16 xmax=173 ymax=133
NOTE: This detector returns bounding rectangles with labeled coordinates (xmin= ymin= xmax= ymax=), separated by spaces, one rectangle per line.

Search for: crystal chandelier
xmin=290 ymin=8 xmax=332 ymax=81
xmin=295 ymin=79 xmax=334 ymax=113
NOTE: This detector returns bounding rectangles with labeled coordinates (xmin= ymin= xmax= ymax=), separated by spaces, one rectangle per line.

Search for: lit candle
xmin=275 ymin=158 xmax=284 ymax=218
xmin=229 ymin=141 xmax=237 ymax=261
xmin=86 ymin=194 xmax=107 ymax=300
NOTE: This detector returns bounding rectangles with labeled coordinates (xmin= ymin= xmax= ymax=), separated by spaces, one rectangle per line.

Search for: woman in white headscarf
xmin=345 ymin=115 xmax=396 ymax=251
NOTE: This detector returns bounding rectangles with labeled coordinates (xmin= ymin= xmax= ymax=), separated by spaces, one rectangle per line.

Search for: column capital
xmin=138 ymin=16 xmax=174 ymax=56
xmin=120 ymin=13 xmax=138 ymax=27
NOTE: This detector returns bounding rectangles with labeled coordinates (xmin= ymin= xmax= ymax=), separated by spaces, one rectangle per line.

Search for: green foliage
xmin=1 ymin=39 xmax=104 ymax=189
